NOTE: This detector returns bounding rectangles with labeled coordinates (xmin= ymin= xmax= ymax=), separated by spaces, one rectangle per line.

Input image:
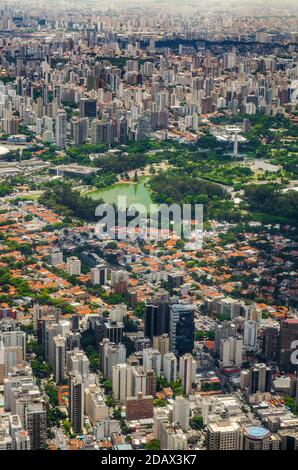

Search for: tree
xmin=153 ymin=399 xmax=166 ymax=407
xmin=284 ymin=396 xmax=298 ymax=416
xmin=123 ymin=317 xmax=138 ymax=333
xmin=190 ymin=416 xmax=204 ymax=430
xmin=105 ymin=396 xmax=115 ymax=407
xmin=101 ymin=379 xmax=112 ymax=394
xmin=145 ymin=439 xmax=160 ymax=450
xmin=170 ymin=379 xmax=183 ymax=396
xmin=45 ymin=382 xmax=59 ymax=407
xmin=133 ymin=302 xmax=145 ymax=319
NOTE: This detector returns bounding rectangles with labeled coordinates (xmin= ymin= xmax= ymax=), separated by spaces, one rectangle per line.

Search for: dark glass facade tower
xmin=169 ymin=304 xmax=195 ymax=356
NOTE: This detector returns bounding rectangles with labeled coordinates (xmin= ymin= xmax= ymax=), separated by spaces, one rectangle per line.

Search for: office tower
xmin=215 ymin=321 xmax=237 ymax=355
xmin=244 ymin=320 xmax=257 ymax=350
xmin=172 ymin=396 xmax=190 ymax=431
xmin=94 ymin=419 xmax=120 ymax=441
xmin=79 ymin=97 xmax=97 ymax=118
xmin=25 ymin=402 xmax=46 ymax=450
xmin=126 ymin=392 xmax=154 ymax=420
xmin=118 ymin=117 xmax=128 ymax=144
xmin=145 ymin=369 xmax=156 ymax=397
xmin=0 ymin=419 xmax=12 ymax=449
xmin=207 ymin=420 xmax=241 ymax=450
xmin=9 ymin=415 xmax=23 ymax=449
xmin=169 ymin=304 xmax=195 ymax=356
xmin=220 ymin=336 xmax=243 ymax=367
xmin=110 ymin=304 xmax=128 ymax=323
xmin=45 ymin=322 xmax=59 ymax=363
xmin=135 ymin=337 xmax=151 ymax=352
xmin=4 ymin=365 xmax=34 ymax=412
xmin=14 ymin=429 xmax=31 ymax=450
xmin=262 ymin=326 xmax=279 ymax=362
xmin=81 ymin=252 xmax=105 ymax=268
xmin=0 ymin=342 xmax=23 ymax=382
xmin=240 ymin=370 xmax=250 ymax=390
xmin=67 ymin=349 xmax=90 ymax=377
xmin=126 ymin=289 xmax=137 ymax=309
xmin=39 ymin=315 xmax=57 ymax=356
xmin=163 ymin=353 xmax=177 ymax=383
xmin=55 ymin=108 xmax=67 ymax=149
xmin=66 ymin=256 xmax=81 ymax=276
xmin=0 ymin=329 xmax=26 ymax=359
xmin=71 ymin=117 xmax=88 ymax=145
xmin=68 ymin=331 xmax=81 ymax=351
xmin=52 ymin=335 xmax=66 ymax=384
xmin=143 ymin=349 xmax=161 ymax=377
xmin=179 ymin=354 xmax=196 ymax=396
xmin=71 ymin=314 xmax=79 ymax=332
xmin=242 ymin=426 xmax=280 ymax=450
xmin=144 ymin=301 xmax=170 ymax=340
xmin=84 ymin=384 xmax=108 ymax=425
xmin=99 ymin=321 xmax=124 ymax=345
xmin=0 ymin=309 xmax=16 ymax=320
xmin=137 ymin=112 xmax=152 ymax=140
xmin=90 ymin=264 xmax=108 ymax=286
xmin=206 ymin=298 xmax=244 ymax=319
xmin=111 ymin=270 xmax=129 ymax=294
xmin=131 ymin=366 xmax=147 ymax=397
xmin=58 ymin=320 xmax=70 ymax=337
xmin=153 ymin=334 xmax=169 ymax=368
xmin=168 ymin=273 xmax=184 ymax=290
xmin=223 ymin=52 xmax=236 ymax=70
xmin=102 ymin=342 xmax=126 ymax=382
xmin=130 ymin=365 xmax=156 ymax=397
xmin=279 ymin=320 xmax=298 ymax=371
xmin=48 ymin=248 xmax=63 ymax=266
xmin=249 ymin=363 xmax=272 ymax=394
xmin=159 ymin=422 xmax=188 ymax=450
xmin=112 ymin=363 xmax=132 ymax=403
xmin=91 ymin=119 xmax=115 ymax=144
xmin=201 ymin=96 xmax=213 ymax=114
xmin=69 ymin=372 xmax=84 ymax=434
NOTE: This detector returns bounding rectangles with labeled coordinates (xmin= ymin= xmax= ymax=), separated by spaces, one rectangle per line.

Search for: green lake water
xmin=86 ymin=177 xmax=153 ymax=210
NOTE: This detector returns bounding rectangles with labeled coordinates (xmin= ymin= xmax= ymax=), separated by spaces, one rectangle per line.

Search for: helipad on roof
xmin=244 ymin=426 xmax=270 ymax=439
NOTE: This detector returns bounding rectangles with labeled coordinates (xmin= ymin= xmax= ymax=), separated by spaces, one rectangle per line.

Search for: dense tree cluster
xmin=245 ymin=184 xmax=298 ymax=222
xmin=39 ymin=182 xmax=102 ymax=221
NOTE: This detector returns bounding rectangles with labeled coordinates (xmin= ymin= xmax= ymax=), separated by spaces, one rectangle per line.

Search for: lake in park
xmin=86 ymin=177 xmax=153 ymax=210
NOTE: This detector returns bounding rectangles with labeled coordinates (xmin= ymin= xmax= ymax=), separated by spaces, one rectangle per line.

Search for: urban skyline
xmin=0 ymin=0 xmax=297 ymax=457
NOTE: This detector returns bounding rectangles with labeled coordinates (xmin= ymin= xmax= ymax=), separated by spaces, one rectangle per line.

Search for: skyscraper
xmin=163 ymin=353 xmax=177 ymax=383
xmin=169 ymin=304 xmax=195 ymax=356
xmin=55 ymin=108 xmax=67 ymax=149
xmin=262 ymin=326 xmax=279 ymax=362
xmin=144 ymin=300 xmax=170 ymax=340
xmin=79 ymin=97 xmax=97 ymax=119
xmin=112 ymin=363 xmax=132 ymax=403
xmin=243 ymin=320 xmax=257 ymax=350
xmin=179 ymin=354 xmax=196 ymax=396
xmin=207 ymin=420 xmax=241 ymax=450
xmin=249 ymin=363 xmax=272 ymax=394
xmin=52 ymin=335 xmax=66 ymax=384
xmin=69 ymin=372 xmax=84 ymax=434
xmin=143 ymin=349 xmax=161 ymax=377
xmin=25 ymin=402 xmax=46 ymax=450
xmin=279 ymin=320 xmax=298 ymax=371
xmin=172 ymin=396 xmax=190 ymax=431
